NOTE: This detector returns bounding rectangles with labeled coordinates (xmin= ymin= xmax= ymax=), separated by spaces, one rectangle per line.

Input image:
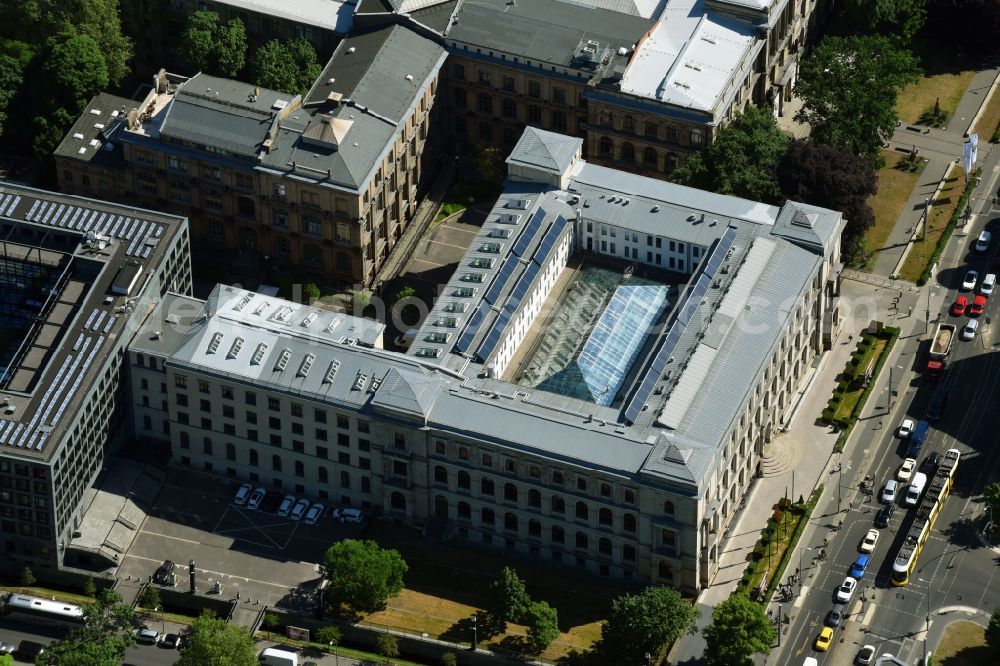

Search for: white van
xmin=905 ymin=472 xmax=928 ymax=506
xmin=259 ymin=647 xmax=298 ymax=666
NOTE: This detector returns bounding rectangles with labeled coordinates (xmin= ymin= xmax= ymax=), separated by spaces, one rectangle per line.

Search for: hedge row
xmin=761 ymin=484 xmax=823 ymax=604
xmin=822 ymin=322 xmax=899 ymax=430
xmin=916 ymin=167 xmax=982 ymax=286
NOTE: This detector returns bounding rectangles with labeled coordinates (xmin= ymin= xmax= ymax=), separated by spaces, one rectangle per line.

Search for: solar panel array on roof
xmin=509 ymin=261 xmax=540 ymax=305
xmin=702 ymin=228 xmax=737 ymax=277
xmin=623 ymin=324 xmax=684 ymax=422
xmin=483 ymin=258 xmax=518 ymax=305
xmin=511 ymin=207 xmax=547 ymax=257
xmin=477 ymin=306 xmax=514 ymax=360
xmin=676 ymin=274 xmax=711 ymax=326
xmin=18 ymin=195 xmax=163 ymax=258
xmin=533 ymin=215 xmax=568 ymax=263
xmin=0 ymin=194 xmax=22 ymax=217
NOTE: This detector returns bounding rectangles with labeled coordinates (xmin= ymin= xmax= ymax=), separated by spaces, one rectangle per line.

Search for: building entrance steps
xmin=116 ymin=498 xmax=144 ymax=530
xmin=760 ymin=437 xmax=797 ymax=477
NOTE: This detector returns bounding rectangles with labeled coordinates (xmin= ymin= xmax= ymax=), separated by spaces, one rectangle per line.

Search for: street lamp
xmin=798 ymin=547 xmax=812 ymax=596
xmin=918 ymin=578 xmax=933 ymax=666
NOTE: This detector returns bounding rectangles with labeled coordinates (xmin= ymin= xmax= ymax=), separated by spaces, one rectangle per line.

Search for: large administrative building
xmin=126 ymin=128 xmax=843 ymax=591
xmin=0 ymin=183 xmax=191 ymax=573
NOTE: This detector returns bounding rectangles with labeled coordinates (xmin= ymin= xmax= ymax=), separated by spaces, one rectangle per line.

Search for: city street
xmin=770 ymin=170 xmax=1000 ymax=664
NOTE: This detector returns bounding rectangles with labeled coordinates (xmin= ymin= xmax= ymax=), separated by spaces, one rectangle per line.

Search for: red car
xmin=950 ymin=295 xmax=968 ymax=316
xmin=970 ymin=294 xmax=987 ymax=316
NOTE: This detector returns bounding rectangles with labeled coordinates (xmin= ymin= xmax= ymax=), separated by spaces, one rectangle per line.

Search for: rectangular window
xmin=527 ymin=80 xmax=541 ymax=98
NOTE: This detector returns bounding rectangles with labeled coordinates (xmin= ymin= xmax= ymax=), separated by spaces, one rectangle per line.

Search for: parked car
xmin=961 ymin=318 xmax=979 ymax=340
xmin=897 ymin=418 xmax=915 ymax=438
xmin=153 ymin=560 xmax=176 ymax=586
xmin=962 ymin=269 xmax=979 ymax=291
xmin=160 ymin=634 xmax=181 ymax=649
xmin=290 ymin=498 xmax=310 ymax=521
xmin=836 ymin=577 xmax=857 ymax=603
xmin=875 ymin=504 xmax=895 ymax=528
xmin=333 ymin=507 xmax=364 ymax=524
xmin=897 ymin=458 xmax=916 ymax=482
xmin=233 ymin=483 xmax=252 ymax=506
xmin=982 ymin=273 xmax=996 ymax=296
xmin=860 ymin=529 xmax=880 ymax=554
xmin=247 ymin=487 xmax=266 ymax=510
xmin=815 ymin=627 xmax=834 ymax=651
xmin=920 ymin=452 xmax=942 ymax=474
xmin=950 ymin=295 xmax=968 ymax=316
xmin=856 ymin=644 xmax=876 ymax=665
xmin=277 ymin=495 xmax=297 ymax=517
xmin=304 ymin=502 xmax=325 ymax=525
xmin=970 ymin=294 xmax=987 ymax=316
xmin=976 ymin=230 xmax=992 ymax=252
xmin=15 ymin=641 xmax=46 ymax=659
xmin=135 ymin=628 xmax=160 ymax=645
xmin=881 ymin=479 xmax=898 ymax=504
xmin=0 ymin=642 xmax=14 ymax=655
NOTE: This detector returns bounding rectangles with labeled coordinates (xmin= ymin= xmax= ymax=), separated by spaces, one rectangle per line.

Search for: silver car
xmin=277 ymin=494 xmax=296 ymax=517
xmin=289 ymin=498 xmax=310 ymax=521
xmin=961 ymin=318 xmax=979 ymax=340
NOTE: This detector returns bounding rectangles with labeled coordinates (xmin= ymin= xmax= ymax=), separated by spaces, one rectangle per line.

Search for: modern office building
xmin=125 ymin=128 xmax=843 ymax=591
xmin=0 ymin=183 xmax=191 ymax=574
xmin=55 ymin=21 xmax=447 ymax=288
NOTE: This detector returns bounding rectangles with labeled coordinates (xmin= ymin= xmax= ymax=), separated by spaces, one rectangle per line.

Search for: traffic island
xmin=821 ymin=322 xmax=900 ymax=452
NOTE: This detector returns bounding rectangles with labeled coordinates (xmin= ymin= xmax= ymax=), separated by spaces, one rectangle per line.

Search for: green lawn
xmin=896 ymin=70 xmax=975 ymax=126
xmin=936 ymin=620 xmax=996 ymax=666
xmin=864 ymin=151 xmax=922 ymax=269
xmin=833 ymin=338 xmax=888 ymax=421
xmin=899 ymin=163 xmax=963 ymax=283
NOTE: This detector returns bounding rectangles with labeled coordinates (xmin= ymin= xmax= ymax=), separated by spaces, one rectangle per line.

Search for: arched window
xmin=481 ymin=477 xmax=495 ymax=496
xmin=623 ymin=544 xmax=636 ymax=562
xmin=318 ymin=466 xmax=328 ymax=483
xmin=658 ymin=561 xmax=674 ymax=581
xmin=575 ymin=532 xmax=588 ymax=550
xmin=599 ymin=111 xmax=613 ymax=127
xmin=644 ymin=147 xmax=657 ymax=165
xmin=528 ymin=489 xmax=541 ymax=508
xmin=624 ymin=513 xmax=637 ymax=533
xmin=644 ymin=121 xmax=658 ymax=137
xmin=551 ymin=496 xmax=565 ymax=513
xmin=457 ymin=471 xmax=471 ymax=490
xmin=458 ymin=502 xmax=471 ymax=520
xmin=552 ymin=526 xmax=565 ymax=544
xmin=599 ymin=508 xmax=612 ymax=527
xmin=294 ymin=460 xmax=304 ymax=477
xmin=434 ymin=465 xmax=448 ymax=484
xmin=528 ymin=519 xmax=541 ymax=537
xmin=340 ymin=471 xmax=351 ymax=488
xmin=663 ymin=500 xmax=675 ymax=515
xmin=504 ymin=483 xmax=518 ymax=502
xmin=271 ymin=454 xmax=282 ymax=472
xmin=599 ymin=538 xmax=612 ymax=556
xmin=504 ymin=513 xmax=518 ymax=532
xmin=575 ymin=501 xmax=588 ymax=520
xmin=458 ymin=447 xmax=469 ymax=461
xmin=226 ymin=442 xmax=236 ymax=461
xmin=481 ymin=508 xmax=495 ymax=525
xmin=621 ymin=142 xmax=636 ymax=162
xmin=390 ymin=491 xmax=406 ymax=511
xmin=249 ymin=448 xmax=258 ymax=467
xmin=599 ymin=136 xmax=613 ymax=157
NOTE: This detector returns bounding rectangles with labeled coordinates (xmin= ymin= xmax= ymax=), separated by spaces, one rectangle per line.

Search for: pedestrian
xmin=908 ymin=306 xmax=912 ymax=316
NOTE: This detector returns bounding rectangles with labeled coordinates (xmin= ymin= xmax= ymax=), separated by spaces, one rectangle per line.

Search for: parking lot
xmin=119 ymin=469 xmax=365 ymax=610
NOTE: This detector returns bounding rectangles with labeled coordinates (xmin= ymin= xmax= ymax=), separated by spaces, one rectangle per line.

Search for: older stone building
xmin=56 ymin=23 xmax=446 ymax=289
xmin=124 ymin=128 xmax=843 ymax=591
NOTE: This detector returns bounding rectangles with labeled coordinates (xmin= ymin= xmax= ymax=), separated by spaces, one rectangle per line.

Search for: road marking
xmin=862 ymin=601 xmax=877 ymax=626
xmin=140 ymin=530 xmax=202 ymax=545
xmin=121 ymin=553 xmax=299 ymax=589
xmin=426 ymin=238 xmax=470 ymax=251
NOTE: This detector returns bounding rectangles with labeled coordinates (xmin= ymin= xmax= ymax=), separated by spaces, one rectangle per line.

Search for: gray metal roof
xmin=159 ymin=74 xmax=289 ymax=159
xmin=54 ymin=92 xmax=133 ymax=163
xmin=507 ymin=127 xmax=581 ymax=176
xmin=446 ymin=0 xmax=653 ymax=71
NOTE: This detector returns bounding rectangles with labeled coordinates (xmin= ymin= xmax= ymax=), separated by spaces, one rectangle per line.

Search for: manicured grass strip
xmin=906 ymin=166 xmax=981 ymax=285
xmin=865 ymin=152 xmax=922 ymax=268
xmin=935 ymin=620 xmax=996 ymax=666
xmin=896 ymin=70 xmax=975 ymax=125
xmin=972 ymin=77 xmax=1000 ymax=143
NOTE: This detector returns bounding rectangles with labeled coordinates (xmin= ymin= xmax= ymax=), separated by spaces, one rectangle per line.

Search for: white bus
xmin=2 ymin=593 xmax=84 ymax=627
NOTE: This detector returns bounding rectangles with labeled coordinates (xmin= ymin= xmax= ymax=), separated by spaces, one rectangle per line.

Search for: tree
xmin=524 ymin=600 xmax=560 ymax=653
xmin=0 ymin=0 xmax=132 ymax=85
xmin=303 ymin=282 xmax=321 ymax=303
xmin=177 ymin=613 xmax=257 ymax=666
xmin=485 ymin=567 xmax=531 ymax=630
xmin=323 ymin=539 xmax=408 ymax=613
xmin=40 ymin=589 xmax=135 ymax=666
xmin=600 ymin=586 xmax=699 ymax=666
xmin=83 ymin=576 xmax=97 ymax=597
xmin=795 ymin=35 xmax=920 ymax=166
xmin=251 ymin=38 xmax=321 ymax=97
xmin=441 ymin=652 xmax=458 ymax=666
xmin=669 ymin=106 xmax=788 ymax=204
xmin=20 ymin=566 xmax=35 ymax=588
xmin=984 ymin=482 xmax=1000 ymax=529
xmin=843 ymin=0 xmax=927 ymax=42
xmin=377 ymin=633 xmax=399 ymax=661
xmin=137 ymin=585 xmax=160 ymax=610
xmin=179 ymin=11 xmax=247 ymax=78
xmin=41 ymin=32 xmax=108 ymax=109
xmin=701 ymin=592 xmax=776 ymax=666
xmin=987 ymin=606 xmax=1000 ymax=650
xmin=0 ymin=654 xmax=12 ymax=666
xmin=777 ymin=139 xmax=877 ymax=264
xmin=262 ymin=612 xmax=280 ymax=637
xmin=475 ymin=145 xmax=504 ymax=184
xmin=394 ymin=285 xmax=416 ymax=303
xmin=316 ymin=625 xmax=342 ymax=648
xmin=0 ymin=53 xmax=24 ymax=137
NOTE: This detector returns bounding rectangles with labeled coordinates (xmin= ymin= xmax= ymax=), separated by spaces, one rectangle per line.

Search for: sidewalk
xmin=669 ymin=279 xmax=926 ymax=664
